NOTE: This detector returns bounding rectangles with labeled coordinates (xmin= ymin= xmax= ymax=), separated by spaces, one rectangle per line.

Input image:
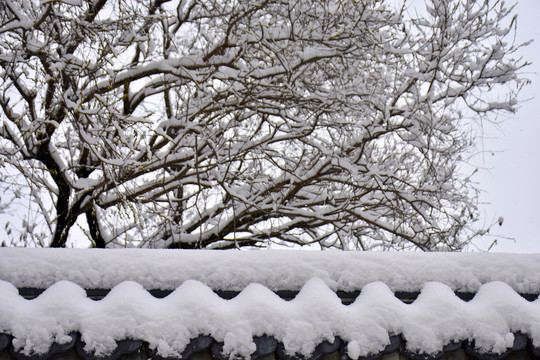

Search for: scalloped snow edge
xmin=1 ymin=278 xmax=540 ymax=358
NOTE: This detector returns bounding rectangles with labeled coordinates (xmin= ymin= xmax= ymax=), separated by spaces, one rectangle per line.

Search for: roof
xmin=1 ymin=249 xmax=540 ymax=360
xmin=2 ymin=248 xmax=540 ymax=292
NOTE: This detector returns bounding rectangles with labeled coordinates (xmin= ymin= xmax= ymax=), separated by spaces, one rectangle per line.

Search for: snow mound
xmin=1 ymin=248 xmax=540 ymax=293
xmin=1 ymin=278 xmax=540 ymax=358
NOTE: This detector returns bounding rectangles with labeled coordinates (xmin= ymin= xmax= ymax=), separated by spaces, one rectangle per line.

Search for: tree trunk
xmin=86 ymin=208 xmax=106 ymax=248
xmin=50 ymin=184 xmax=75 ymax=247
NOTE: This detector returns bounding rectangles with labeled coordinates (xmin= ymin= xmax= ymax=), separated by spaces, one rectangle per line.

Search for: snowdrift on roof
xmin=1 ymin=249 xmax=540 ymax=292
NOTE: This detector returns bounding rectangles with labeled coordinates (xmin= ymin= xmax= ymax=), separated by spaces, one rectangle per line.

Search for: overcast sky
xmin=472 ymin=0 xmax=540 ymax=252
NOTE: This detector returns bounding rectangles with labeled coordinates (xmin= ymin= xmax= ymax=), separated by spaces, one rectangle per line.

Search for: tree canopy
xmin=0 ymin=0 xmax=528 ymax=249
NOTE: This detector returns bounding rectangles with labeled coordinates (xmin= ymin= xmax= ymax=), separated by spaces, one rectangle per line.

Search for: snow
xmin=1 ymin=277 xmax=540 ymax=358
xmin=42 ymin=0 xmax=83 ymax=4
xmin=1 ymin=249 xmax=540 ymax=358
xmin=1 ymin=249 xmax=540 ymax=293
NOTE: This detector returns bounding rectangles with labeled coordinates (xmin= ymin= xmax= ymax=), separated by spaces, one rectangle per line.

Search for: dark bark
xmin=86 ymin=208 xmax=106 ymax=248
xmin=50 ymin=185 xmax=76 ymax=248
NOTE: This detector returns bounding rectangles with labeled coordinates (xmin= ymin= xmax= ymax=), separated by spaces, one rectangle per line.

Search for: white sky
xmin=473 ymin=0 xmax=540 ymax=252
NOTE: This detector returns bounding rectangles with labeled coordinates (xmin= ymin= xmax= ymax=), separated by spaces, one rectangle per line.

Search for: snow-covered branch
xmin=0 ymin=0 xmax=528 ymax=249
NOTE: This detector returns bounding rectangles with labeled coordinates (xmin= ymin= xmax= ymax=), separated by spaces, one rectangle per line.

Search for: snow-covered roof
xmin=1 ymin=249 xmax=540 ymax=360
xmin=1 ymin=248 xmax=540 ymax=292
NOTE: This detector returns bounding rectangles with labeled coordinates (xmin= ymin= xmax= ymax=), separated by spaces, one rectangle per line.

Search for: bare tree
xmin=0 ymin=0 xmax=528 ymax=249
